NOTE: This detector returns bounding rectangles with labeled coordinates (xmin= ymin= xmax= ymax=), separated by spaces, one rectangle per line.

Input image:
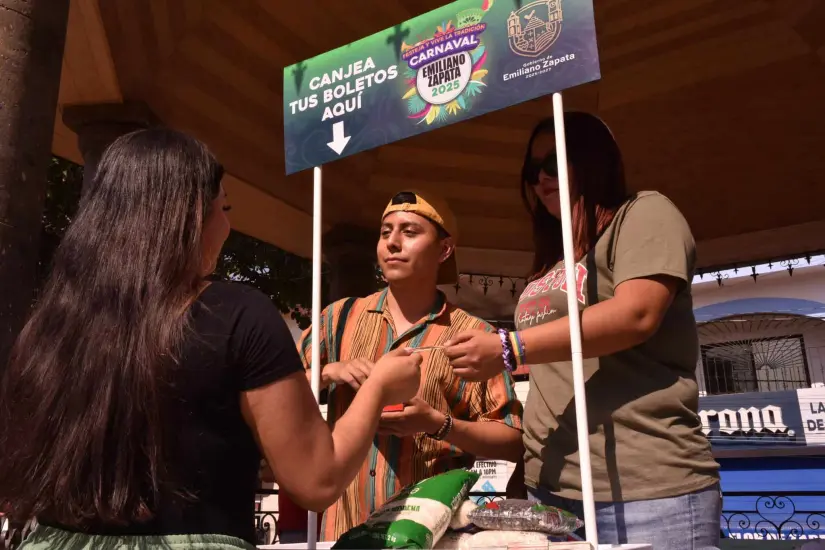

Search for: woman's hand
xmin=367 ymin=347 xmax=423 ymax=406
xmin=443 ymin=330 xmax=505 ymax=382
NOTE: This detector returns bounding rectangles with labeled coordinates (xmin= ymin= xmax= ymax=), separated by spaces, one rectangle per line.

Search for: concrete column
xmin=62 ymin=101 xmax=159 ymax=193
xmin=324 ymin=224 xmax=380 ymax=302
xmin=0 ymin=0 xmax=71 ymax=361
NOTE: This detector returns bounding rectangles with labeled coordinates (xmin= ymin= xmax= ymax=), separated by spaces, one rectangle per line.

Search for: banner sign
xmin=698 ymin=390 xmax=807 ymax=449
xmin=283 ymin=0 xmax=601 ymax=175
xmin=510 ymin=381 xmax=825 ymax=450
xmin=698 ymin=388 xmax=825 ymax=449
xmin=470 ymin=459 xmax=512 ymax=502
xmin=797 ymin=387 xmax=825 ymax=445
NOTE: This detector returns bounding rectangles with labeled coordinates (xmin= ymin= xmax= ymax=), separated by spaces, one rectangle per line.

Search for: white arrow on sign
xmin=327 ymin=121 xmax=351 ymax=155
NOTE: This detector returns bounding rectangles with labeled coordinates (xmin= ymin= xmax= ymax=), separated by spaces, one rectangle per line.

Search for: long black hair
xmin=520 ymin=112 xmax=629 ymax=279
xmin=0 ymin=128 xmax=224 ymax=526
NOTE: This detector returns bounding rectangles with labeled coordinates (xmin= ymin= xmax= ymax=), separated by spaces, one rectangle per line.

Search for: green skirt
xmin=19 ymin=525 xmax=258 ymax=550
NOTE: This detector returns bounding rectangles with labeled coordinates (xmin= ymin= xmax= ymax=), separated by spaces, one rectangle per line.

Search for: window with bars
xmin=700 ymin=335 xmax=811 ymax=395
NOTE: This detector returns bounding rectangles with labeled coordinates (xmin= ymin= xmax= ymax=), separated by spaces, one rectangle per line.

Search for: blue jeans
xmin=528 ymin=483 xmax=722 ymax=550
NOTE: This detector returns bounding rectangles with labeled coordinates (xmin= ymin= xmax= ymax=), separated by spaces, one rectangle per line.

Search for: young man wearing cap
xmin=297 ymin=190 xmax=524 ymax=541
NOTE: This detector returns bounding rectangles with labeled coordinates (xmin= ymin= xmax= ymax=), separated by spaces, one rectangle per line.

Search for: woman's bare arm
xmin=241 ymin=372 xmax=383 ymax=512
xmin=242 ymin=348 xmax=421 ymax=512
xmin=517 ymin=275 xmax=680 ymax=364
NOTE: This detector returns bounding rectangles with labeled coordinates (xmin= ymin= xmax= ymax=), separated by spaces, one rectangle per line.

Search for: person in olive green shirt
xmin=444 ymin=112 xmax=721 ymax=550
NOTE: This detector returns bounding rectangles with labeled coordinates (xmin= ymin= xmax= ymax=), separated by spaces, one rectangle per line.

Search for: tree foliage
xmin=212 ymin=231 xmax=324 ymax=328
xmin=40 ymin=157 xmax=319 ymax=328
xmin=37 ymin=157 xmax=83 ymax=288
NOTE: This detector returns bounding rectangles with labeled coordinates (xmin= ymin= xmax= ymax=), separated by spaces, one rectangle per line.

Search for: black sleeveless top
xmin=42 ymin=282 xmax=303 ymax=543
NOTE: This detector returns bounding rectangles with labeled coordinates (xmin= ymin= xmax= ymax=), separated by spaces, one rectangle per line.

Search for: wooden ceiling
xmin=53 ymin=0 xmax=825 ymax=276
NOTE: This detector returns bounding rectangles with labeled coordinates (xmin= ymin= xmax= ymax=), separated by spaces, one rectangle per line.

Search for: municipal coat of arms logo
xmin=507 ymin=0 xmax=563 ymax=57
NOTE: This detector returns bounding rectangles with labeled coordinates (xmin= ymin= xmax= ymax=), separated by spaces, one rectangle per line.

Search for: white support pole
xmin=552 ymin=92 xmax=598 ymax=547
xmin=306 ymin=166 xmax=323 ymax=549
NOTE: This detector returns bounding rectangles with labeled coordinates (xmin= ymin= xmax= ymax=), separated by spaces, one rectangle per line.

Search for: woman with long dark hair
xmin=0 ymin=128 xmax=421 ymax=549
xmin=444 ymin=112 xmax=721 ymax=548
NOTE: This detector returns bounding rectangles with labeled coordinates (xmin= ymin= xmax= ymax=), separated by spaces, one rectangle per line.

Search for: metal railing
xmin=255 ymin=510 xmax=279 ymax=545
xmin=721 ymin=492 xmax=825 ymax=540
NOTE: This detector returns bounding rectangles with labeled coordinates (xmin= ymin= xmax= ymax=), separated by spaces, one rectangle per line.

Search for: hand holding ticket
xmin=378 ymin=347 xmax=437 ymax=411
xmin=370 ymin=347 xmax=422 ymax=406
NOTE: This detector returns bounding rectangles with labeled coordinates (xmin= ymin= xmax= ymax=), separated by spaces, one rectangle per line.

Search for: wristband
xmin=428 ymin=414 xmax=453 ymax=441
xmin=497 ymin=328 xmax=517 ymax=372
xmin=508 ymin=331 xmax=526 ymax=367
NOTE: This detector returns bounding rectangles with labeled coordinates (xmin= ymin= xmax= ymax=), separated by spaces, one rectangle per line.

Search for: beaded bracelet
xmin=497 ymin=328 xmax=517 ymax=372
xmin=428 ymin=414 xmax=453 ymax=441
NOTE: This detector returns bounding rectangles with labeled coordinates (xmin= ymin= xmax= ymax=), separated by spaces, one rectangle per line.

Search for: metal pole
xmin=552 ymin=92 xmax=598 ymax=547
xmin=306 ymin=165 xmax=323 ymax=548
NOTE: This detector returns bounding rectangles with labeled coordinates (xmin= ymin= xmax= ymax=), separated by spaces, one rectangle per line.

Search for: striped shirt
xmin=297 ymin=288 xmax=523 ymax=541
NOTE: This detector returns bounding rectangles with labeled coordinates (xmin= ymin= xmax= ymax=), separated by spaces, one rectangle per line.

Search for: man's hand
xmin=377 ymin=396 xmax=445 ymax=438
xmin=323 ymin=358 xmax=375 ymax=390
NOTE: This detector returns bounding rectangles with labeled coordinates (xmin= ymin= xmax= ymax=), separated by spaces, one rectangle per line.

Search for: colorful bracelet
xmin=497 ymin=328 xmax=517 ymax=372
xmin=508 ymin=331 xmax=527 ymax=367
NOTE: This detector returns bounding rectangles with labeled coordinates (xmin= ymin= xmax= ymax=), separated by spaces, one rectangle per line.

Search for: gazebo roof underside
xmin=53 ymin=0 xmax=825 ymax=276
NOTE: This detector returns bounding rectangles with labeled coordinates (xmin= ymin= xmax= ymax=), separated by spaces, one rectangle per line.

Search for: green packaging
xmin=333 ymin=469 xmax=480 ymax=549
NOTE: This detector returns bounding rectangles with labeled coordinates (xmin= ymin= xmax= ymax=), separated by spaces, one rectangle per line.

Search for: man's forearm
xmin=443 ymin=419 xmax=523 ymax=463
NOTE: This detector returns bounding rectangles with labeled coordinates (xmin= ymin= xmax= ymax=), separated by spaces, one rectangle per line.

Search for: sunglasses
xmin=525 ymin=151 xmax=559 ymax=185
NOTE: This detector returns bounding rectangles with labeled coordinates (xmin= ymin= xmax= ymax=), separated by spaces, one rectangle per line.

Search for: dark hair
xmin=521 ymin=112 xmax=629 ymax=280
xmin=0 ymin=128 xmax=224 ymax=526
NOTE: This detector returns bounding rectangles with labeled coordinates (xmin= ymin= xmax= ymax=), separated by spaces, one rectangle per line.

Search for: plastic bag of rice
xmin=468 ymin=530 xmax=557 ymax=548
xmin=332 ymin=469 xmax=480 ymax=549
xmin=467 ymin=499 xmax=583 ymax=535
xmin=433 ymin=531 xmax=474 ymax=549
xmin=434 ymin=530 xmax=577 ymax=549
xmin=470 ymin=530 xmax=583 ymax=547
xmin=449 ymin=500 xmax=478 ymax=531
